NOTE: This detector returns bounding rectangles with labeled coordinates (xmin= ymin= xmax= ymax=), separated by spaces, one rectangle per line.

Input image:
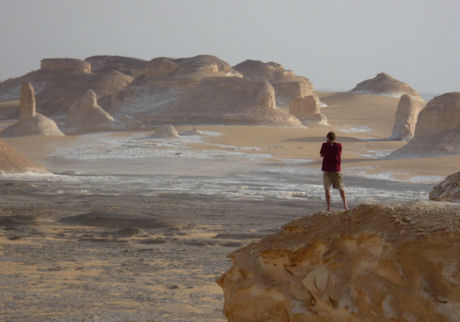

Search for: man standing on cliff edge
xmin=320 ymin=131 xmax=349 ymax=211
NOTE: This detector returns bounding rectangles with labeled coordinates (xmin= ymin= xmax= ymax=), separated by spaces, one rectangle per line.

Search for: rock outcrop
xmin=149 ymin=125 xmax=179 ymax=138
xmin=218 ymin=201 xmax=460 ymax=321
xmin=389 ymin=94 xmax=425 ymax=141
xmin=350 ymin=73 xmax=420 ymax=98
xmin=0 ymin=139 xmax=44 ymax=172
xmin=430 ymin=172 xmax=460 ymax=203
xmin=289 ymin=95 xmax=327 ymax=125
xmin=140 ymin=77 xmax=301 ymax=126
xmin=66 ymin=89 xmax=115 ymax=133
xmin=40 ymin=58 xmax=91 ymax=74
xmin=234 ymin=60 xmax=314 ymax=106
xmin=1 ymin=83 xmax=64 ymax=137
xmin=84 ymin=55 xmax=148 ymax=77
xmin=392 ymin=92 xmax=460 ymax=156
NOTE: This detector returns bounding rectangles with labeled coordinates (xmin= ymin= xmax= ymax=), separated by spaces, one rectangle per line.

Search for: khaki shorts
xmin=323 ymin=172 xmax=344 ymax=190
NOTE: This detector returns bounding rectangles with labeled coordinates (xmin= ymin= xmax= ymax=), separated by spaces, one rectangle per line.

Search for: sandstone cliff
xmin=65 ymin=89 xmax=115 ymax=133
xmin=0 ymin=139 xmax=44 ymax=172
xmin=289 ymin=95 xmax=327 ymax=125
xmin=234 ymin=60 xmax=314 ymax=106
xmin=139 ymin=77 xmax=301 ymax=126
xmin=389 ymin=94 xmax=425 ymax=141
xmin=351 ymin=73 xmax=420 ymax=98
xmin=392 ymin=92 xmax=460 ymax=156
xmin=1 ymin=83 xmax=64 ymax=137
xmin=218 ymin=201 xmax=460 ymax=321
xmin=430 ymin=172 xmax=460 ymax=203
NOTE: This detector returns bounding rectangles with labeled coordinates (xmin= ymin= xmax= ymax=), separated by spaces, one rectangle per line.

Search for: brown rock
xmin=66 ymin=89 xmax=115 ymax=132
xmin=289 ymin=95 xmax=327 ymax=124
xmin=0 ymin=139 xmax=44 ymax=172
xmin=389 ymin=94 xmax=425 ymax=141
xmin=19 ymin=82 xmax=36 ymax=120
xmin=84 ymin=55 xmax=148 ymax=77
xmin=429 ymin=172 xmax=460 ymax=202
xmin=218 ymin=201 xmax=460 ymax=321
xmin=40 ymin=58 xmax=91 ymax=74
xmin=149 ymin=125 xmax=179 ymax=138
xmin=350 ymin=72 xmax=420 ymax=98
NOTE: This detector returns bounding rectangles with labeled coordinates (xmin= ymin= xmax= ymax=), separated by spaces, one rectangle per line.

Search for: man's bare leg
xmin=325 ymin=189 xmax=331 ymax=211
xmin=339 ymin=189 xmax=350 ymax=211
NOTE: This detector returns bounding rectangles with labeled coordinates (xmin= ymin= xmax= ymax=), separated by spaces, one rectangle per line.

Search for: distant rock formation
xmin=389 ymin=94 xmax=425 ymax=141
xmin=1 ymin=83 xmax=64 ymax=137
xmin=289 ymin=95 xmax=327 ymax=125
xmin=140 ymin=77 xmax=301 ymax=126
xmin=0 ymin=58 xmax=133 ymax=116
xmin=429 ymin=172 xmax=460 ymax=202
xmin=350 ymin=73 xmax=420 ymax=98
xmin=84 ymin=55 xmax=148 ymax=77
xmin=66 ymin=89 xmax=115 ymax=133
xmin=218 ymin=201 xmax=460 ymax=321
xmin=149 ymin=125 xmax=179 ymax=138
xmin=234 ymin=60 xmax=314 ymax=106
xmin=0 ymin=138 xmax=44 ymax=172
xmin=392 ymin=92 xmax=460 ymax=156
xmin=40 ymin=58 xmax=91 ymax=74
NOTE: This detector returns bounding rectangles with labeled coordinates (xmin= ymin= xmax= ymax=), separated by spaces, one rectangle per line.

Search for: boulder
xmin=1 ymin=83 xmax=64 ymax=137
xmin=218 ymin=201 xmax=460 ymax=321
xmin=289 ymin=95 xmax=327 ymax=125
xmin=66 ymin=89 xmax=115 ymax=132
xmin=141 ymin=77 xmax=301 ymax=126
xmin=389 ymin=94 xmax=425 ymax=141
xmin=429 ymin=172 xmax=460 ymax=203
xmin=392 ymin=92 xmax=460 ymax=156
xmin=149 ymin=125 xmax=179 ymax=138
xmin=350 ymin=72 xmax=420 ymax=98
xmin=0 ymin=139 xmax=44 ymax=172
xmin=121 ymin=115 xmax=144 ymax=130
xmin=234 ymin=59 xmax=314 ymax=106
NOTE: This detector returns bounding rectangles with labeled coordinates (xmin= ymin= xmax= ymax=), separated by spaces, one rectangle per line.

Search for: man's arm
xmin=320 ymin=143 xmax=325 ymax=157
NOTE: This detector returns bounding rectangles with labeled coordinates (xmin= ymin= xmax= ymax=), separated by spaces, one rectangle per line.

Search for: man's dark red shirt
xmin=320 ymin=142 xmax=342 ymax=172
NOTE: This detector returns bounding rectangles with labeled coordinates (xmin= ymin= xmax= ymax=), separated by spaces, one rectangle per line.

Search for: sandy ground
xmin=0 ymin=91 xmax=458 ymax=321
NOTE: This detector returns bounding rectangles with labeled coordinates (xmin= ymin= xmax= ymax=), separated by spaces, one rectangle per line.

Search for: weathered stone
xmin=40 ymin=58 xmax=91 ymax=74
xmin=19 ymin=82 xmax=36 ymax=120
xmin=218 ymin=201 xmax=460 ymax=321
xmin=390 ymin=94 xmax=425 ymax=141
xmin=429 ymin=171 xmax=460 ymax=202
xmin=0 ymin=139 xmax=44 ymax=172
xmin=149 ymin=125 xmax=179 ymax=138
xmin=289 ymin=95 xmax=327 ymax=124
xmin=66 ymin=89 xmax=115 ymax=132
xmin=351 ymin=72 xmax=420 ymax=98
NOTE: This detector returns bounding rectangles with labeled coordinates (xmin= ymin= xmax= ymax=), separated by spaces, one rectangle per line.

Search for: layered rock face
xmin=234 ymin=60 xmax=314 ymax=106
xmin=351 ymin=73 xmax=420 ymax=98
xmin=40 ymin=58 xmax=91 ymax=74
xmin=430 ymin=172 xmax=460 ymax=202
xmin=289 ymin=95 xmax=327 ymax=125
xmin=84 ymin=55 xmax=148 ymax=77
xmin=218 ymin=201 xmax=460 ymax=321
xmin=66 ymin=89 xmax=115 ymax=132
xmin=389 ymin=94 xmax=425 ymax=141
xmin=0 ymin=139 xmax=43 ymax=172
xmin=392 ymin=92 xmax=460 ymax=156
xmin=1 ymin=83 xmax=64 ymax=137
xmin=141 ymin=77 xmax=300 ymax=126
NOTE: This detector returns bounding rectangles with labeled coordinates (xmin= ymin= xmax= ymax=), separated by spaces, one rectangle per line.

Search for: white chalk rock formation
xmin=289 ymin=95 xmax=327 ymax=125
xmin=429 ymin=171 xmax=460 ymax=203
xmin=233 ymin=60 xmax=314 ymax=106
xmin=389 ymin=94 xmax=425 ymax=141
xmin=392 ymin=92 xmax=460 ymax=156
xmin=0 ymin=138 xmax=44 ymax=172
xmin=218 ymin=201 xmax=460 ymax=321
xmin=142 ymin=77 xmax=301 ymax=126
xmin=1 ymin=83 xmax=64 ymax=137
xmin=351 ymin=72 xmax=420 ymax=98
xmin=66 ymin=89 xmax=115 ymax=132
xmin=149 ymin=124 xmax=180 ymax=138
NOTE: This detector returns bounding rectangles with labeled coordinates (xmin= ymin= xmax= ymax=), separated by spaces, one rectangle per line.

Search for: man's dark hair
xmin=327 ymin=132 xmax=336 ymax=141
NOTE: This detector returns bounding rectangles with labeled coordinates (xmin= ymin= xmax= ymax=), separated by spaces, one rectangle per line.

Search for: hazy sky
xmin=0 ymin=0 xmax=458 ymax=94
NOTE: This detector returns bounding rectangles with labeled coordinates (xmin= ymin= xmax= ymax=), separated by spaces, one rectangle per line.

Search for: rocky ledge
xmin=218 ymin=201 xmax=460 ymax=321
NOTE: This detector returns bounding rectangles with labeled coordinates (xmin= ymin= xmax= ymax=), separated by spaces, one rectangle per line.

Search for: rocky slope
xmin=430 ymin=171 xmax=460 ymax=203
xmin=392 ymin=92 xmax=460 ymax=156
xmin=218 ymin=201 xmax=460 ymax=321
xmin=0 ymin=139 xmax=43 ymax=172
xmin=350 ymin=73 xmax=420 ymax=98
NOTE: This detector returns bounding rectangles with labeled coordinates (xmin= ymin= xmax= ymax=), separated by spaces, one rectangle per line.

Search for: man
xmin=320 ymin=131 xmax=349 ymax=211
